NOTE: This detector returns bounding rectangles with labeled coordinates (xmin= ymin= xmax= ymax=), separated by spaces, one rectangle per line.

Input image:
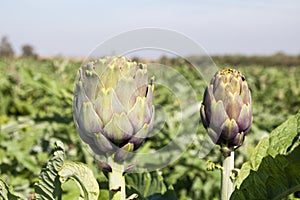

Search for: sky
xmin=1 ymin=0 xmax=300 ymax=58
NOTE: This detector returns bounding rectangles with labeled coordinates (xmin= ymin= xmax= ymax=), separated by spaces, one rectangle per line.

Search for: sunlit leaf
xmin=0 ymin=179 xmax=24 ymax=200
xmin=58 ymin=162 xmax=99 ymax=200
xmin=34 ymin=141 xmax=65 ymax=200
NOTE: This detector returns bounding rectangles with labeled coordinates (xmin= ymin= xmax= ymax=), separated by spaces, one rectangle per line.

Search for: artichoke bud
xmin=200 ymin=69 xmax=252 ymax=155
xmin=73 ymin=56 xmax=155 ymax=162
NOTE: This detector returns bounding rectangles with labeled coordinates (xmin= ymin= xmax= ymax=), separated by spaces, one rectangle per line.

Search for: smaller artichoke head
xmin=73 ymin=56 xmax=154 ymax=162
xmin=200 ymin=69 xmax=252 ymax=153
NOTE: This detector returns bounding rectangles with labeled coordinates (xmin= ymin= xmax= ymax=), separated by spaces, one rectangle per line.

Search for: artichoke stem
xmin=108 ymin=156 xmax=126 ymax=200
xmin=221 ymin=151 xmax=234 ymax=200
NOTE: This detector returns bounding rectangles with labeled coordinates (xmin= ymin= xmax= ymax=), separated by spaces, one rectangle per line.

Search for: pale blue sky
xmin=1 ymin=0 xmax=300 ymax=57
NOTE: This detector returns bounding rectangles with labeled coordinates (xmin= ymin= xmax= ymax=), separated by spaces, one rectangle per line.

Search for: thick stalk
xmin=221 ymin=151 xmax=234 ymax=200
xmin=108 ymin=157 xmax=126 ymax=200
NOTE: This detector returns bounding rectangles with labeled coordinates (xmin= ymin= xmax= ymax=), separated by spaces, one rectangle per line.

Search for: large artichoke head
xmin=200 ymin=69 xmax=252 ymax=153
xmin=73 ymin=56 xmax=154 ymax=161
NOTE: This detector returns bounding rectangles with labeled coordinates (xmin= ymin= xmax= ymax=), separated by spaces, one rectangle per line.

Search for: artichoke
xmin=200 ymin=68 xmax=252 ymax=153
xmin=73 ymin=56 xmax=154 ymax=162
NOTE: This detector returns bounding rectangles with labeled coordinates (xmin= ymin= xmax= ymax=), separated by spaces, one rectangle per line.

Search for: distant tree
xmin=0 ymin=36 xmax=15 ymax=57
xmin=21 ymin=44 xmax=38 ymax=58
xmin=131 ymin=56 xmax=140 ymax=63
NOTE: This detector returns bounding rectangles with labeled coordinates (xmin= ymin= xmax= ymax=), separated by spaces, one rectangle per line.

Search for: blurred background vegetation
xmin=0 ymin=36 xmax=300 ymax=199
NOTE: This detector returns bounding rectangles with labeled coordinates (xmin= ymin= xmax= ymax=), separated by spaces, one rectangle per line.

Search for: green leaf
xmin=34 ymin=141 xmax=65 ymax=200
xmin=0 ymin=179 xmax=24 ymax=200
xmin=231 ymin=111 xmax=300 ymax=200
xmin=58 ymin=162 xmax=99 ymax=200
xmin=147 ymin=186 xmax=177 ymax=200
xmin=125 ymin=172 xmax=177 ymax=200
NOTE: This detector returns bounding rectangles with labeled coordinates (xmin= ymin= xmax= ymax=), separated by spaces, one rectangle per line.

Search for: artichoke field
xmin=0 ymin=56 xmax=300 ymax=200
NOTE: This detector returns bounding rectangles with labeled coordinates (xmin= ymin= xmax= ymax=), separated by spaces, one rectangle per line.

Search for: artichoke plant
xmin=73 ymin=56 xmax=154 ymax=162
xmin=200 ymin=68 xmax=252 ymax=154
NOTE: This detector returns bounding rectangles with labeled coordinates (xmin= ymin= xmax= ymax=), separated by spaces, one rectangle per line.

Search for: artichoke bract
xmin=73 ymin=56 xmax=154 ymax=162
xmin=200 ymin=69 xmax=252 ymax=154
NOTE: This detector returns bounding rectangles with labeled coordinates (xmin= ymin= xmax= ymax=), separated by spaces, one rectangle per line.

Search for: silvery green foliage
xmin=231 ymin=111 xmax=300 ymax=200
